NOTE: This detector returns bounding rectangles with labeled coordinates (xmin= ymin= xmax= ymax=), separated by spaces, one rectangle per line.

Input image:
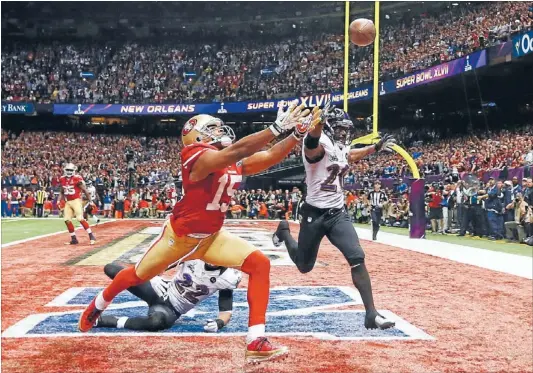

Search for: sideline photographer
xmin=504 ymin=193 xmax=530 ymax=243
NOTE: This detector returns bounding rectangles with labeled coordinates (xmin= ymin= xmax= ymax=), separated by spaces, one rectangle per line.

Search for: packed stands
xmin=2 ymin=2 xmax=531 ymax=103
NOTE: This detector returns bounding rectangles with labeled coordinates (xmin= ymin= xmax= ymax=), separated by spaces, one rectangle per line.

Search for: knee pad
xmin=104 ymin=263 xmax=124 ymax=279
xmin=297 ymin=262 xmax=315 ymax=274
xmin=149 ymin=306 xmax=177 ymax=329
xmin=349 ymin=257 xmax=365 ymax=268
xmin=146 ymin=312 xmax=168 ymax=331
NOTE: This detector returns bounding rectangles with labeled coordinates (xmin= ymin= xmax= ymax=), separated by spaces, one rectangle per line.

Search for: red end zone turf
xmin=2 ymin=220 xmax=532 ymax=373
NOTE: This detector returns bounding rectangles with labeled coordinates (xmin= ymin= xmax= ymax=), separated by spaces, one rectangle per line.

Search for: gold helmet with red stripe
xmin=181 ymin=114 xmax=235 ymax=148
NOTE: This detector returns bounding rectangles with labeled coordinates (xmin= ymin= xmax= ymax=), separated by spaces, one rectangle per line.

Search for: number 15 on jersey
xmin=206 ymin=174 xmax=242 ymax=212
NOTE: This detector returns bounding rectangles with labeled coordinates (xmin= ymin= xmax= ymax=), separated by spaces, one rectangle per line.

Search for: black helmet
xmin=324 ymin=108 xmax=354 ymax=146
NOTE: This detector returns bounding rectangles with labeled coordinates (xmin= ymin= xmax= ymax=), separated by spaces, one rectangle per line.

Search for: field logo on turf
xmin=2 ymin=286 xmax=434 ymax=341
xmin=69 ymin=224 xmax=298 ymax=267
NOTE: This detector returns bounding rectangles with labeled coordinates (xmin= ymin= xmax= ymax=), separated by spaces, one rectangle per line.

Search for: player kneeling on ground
xmin=94 ymin=260 xmax=240 ymax=332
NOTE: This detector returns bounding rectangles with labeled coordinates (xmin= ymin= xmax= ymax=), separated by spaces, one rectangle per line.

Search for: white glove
xmin=292 ymin=106 xmax=322 ymax=140
xmin=150 ymin=276 xmax=170 ymax=296
xmin=269 ymin=100 xmax=305 ymax=136
xmin=203 ymin=319 xmax=224 ymax=333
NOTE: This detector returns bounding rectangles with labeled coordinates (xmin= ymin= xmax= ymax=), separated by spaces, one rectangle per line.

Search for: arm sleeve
xmin=218 ymin=289 xmax=233 ymax=312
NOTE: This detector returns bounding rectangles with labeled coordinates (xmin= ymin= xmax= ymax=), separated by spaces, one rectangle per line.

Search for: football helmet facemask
xmin=324 ymin=108 xmax=354 ymax=146
xmin=181 ymin=114 xmax=235 ymax=148
xmin=64 ymin=163 xmax=76 ymax=177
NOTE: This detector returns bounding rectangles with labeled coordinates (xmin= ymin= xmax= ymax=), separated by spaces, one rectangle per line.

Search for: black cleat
xmin=65 ymin=237 xmax=79 ymax=245
xmin=272 ymin=220 xmax=290 ymax=247
xmin=365 ymin=312 xmax=395 ymax=330
xmin=89 ymin=233 xmax=97 ymax=245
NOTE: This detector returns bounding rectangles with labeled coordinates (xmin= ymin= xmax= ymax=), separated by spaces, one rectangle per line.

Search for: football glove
xmin=293 ymin=106 xmax=322 ymax=140
xmin=319 ymin=99 xmax=335 ymax=124
xmin=374 ymin=134 xmax=397 ymax=152
xmin=270 ymin=100 xmax=305 ymax=136
xmin=203 ymin=318 xmax=225 ymax=333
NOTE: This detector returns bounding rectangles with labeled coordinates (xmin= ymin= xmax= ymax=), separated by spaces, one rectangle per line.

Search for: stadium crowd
xmin=352 ymin=124 xmax=533 ymax=180
xmin=2 ymin=2 xmax=531 ymax=103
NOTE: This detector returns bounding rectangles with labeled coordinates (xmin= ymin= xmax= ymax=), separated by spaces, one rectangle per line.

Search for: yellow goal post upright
xmin=345 ymin=1 xmax=425 ymax=238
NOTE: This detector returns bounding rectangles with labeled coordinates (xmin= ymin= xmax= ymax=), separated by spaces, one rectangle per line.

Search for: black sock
xmin=278 ymin=229 xmax=299 ymax=264
xmin=351 ymin=263 xmax=376 ymax=315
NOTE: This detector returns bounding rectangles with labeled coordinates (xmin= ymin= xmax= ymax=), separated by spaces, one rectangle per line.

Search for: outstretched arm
xmin=304 ymin=106 xmax=327 ymax=162
xmin=242 ymin=108 xmax=321 ymax=176
xmin=348 ymin=145 xmax=377 ymax=163
xmin=190 ymin=104 xmax=306 ymax=182
xmin=242 ymin=135 xmax=299 ymax=176
xmin=348 ymin=134 xmax=397 ymax=164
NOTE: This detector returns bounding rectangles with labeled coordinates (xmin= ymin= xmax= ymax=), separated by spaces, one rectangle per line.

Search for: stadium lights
xmin=452 ymin=3 xmax=458 ymax=5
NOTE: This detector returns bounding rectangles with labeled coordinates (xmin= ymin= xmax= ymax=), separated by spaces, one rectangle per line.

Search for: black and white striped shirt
xmin=368 ymin=191 xmax=387 ymax=208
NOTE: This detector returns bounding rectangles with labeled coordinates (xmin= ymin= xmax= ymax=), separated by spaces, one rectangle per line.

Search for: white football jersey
xmin=303 ymin=133 xmax=350 ymax=209
xmin=154 ymin=260 xmax=241 ymax=315
xmin=87 ymin=186 xmax=97 ymax=202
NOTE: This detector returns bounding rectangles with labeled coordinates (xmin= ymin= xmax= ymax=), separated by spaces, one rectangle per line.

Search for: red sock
xmin=102 ymin=267 xmax=143 ymax=302
xmin=80 ymin=220 xmax=90 ymax=230
xmin=240 ymin=250 xmax=270 ymax=326
xmin=65 ymin=221 xmax=75 ymax=233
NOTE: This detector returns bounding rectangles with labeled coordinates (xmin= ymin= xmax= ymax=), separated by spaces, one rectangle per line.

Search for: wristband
xmin=215 ymin=318 xmax=225 ymax=330
xmin=269 ymin=123 xmax=282 ymax=137
xmin=304 ymin=133 xmax=320 ymax=149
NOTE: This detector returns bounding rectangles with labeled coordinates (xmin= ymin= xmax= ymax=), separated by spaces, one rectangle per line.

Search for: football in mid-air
xmin=349 ymin=18 xmax=376 ymax=46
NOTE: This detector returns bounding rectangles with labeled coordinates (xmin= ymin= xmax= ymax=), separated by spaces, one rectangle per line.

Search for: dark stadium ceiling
xmin=1 ymin=1 xmax=460 ymax=38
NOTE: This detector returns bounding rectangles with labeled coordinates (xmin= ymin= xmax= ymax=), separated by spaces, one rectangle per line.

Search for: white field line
xmin=348 ymin=223 xmax=533 ymax=279
xmin=2 ymin=220 xmax=116 ymax=248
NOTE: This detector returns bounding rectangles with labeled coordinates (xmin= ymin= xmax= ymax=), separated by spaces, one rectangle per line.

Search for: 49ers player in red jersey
xmin=79 ymin=103 xmax=321 ymax=363
xmin=59 ymin=163 xmax=96 ymax=245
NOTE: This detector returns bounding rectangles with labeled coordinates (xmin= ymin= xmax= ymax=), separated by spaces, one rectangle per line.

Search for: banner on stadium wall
xmin=52 ymin=87 xmax=373 ymax=116
xmin=52 ymin=50 xmax=487 ymax=116
xmin=512 ymin=30 xmax=533 ymax=58
xmin=1 ymin=102 xmax=35 ymax=114
xmin=380 ymin=50 xmax=487 ymax=95
xmin=488 ymin=40 xmax=513 ymax=65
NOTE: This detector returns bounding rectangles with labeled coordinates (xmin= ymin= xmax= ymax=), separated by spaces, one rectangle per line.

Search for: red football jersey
xmin=59 ymin=175 xmax=84 ymax=201
xmin=171 ymin=143 xmax=242 ymax=236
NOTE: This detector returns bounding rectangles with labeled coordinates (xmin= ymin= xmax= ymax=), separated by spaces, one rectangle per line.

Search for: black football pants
xmin=284 ymin=203 xmax=365 ymax=273
xmin=103 ymin=263 xmax=179 ymax=331
xmin=370 ymin=208 xmax=382 ymax=240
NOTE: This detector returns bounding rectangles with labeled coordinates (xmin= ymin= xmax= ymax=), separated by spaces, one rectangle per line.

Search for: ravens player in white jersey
xmin=83 ymin=180 xmax=100 ymax=225
xmin=273 ymin=103 xmax=397 ymax=330
xmin=94 ymin=260 xmax=241 ymax=332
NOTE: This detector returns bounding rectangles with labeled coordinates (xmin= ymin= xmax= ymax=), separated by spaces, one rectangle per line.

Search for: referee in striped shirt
xmin=35 ymin=187 xmax=47 ymax=218
xmin=368 ymin=181 xmax=387 ymax=240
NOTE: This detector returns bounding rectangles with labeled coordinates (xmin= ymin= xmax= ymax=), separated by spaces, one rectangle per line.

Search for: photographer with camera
xmin=504 ymin=192 xmax=530 ymax=243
